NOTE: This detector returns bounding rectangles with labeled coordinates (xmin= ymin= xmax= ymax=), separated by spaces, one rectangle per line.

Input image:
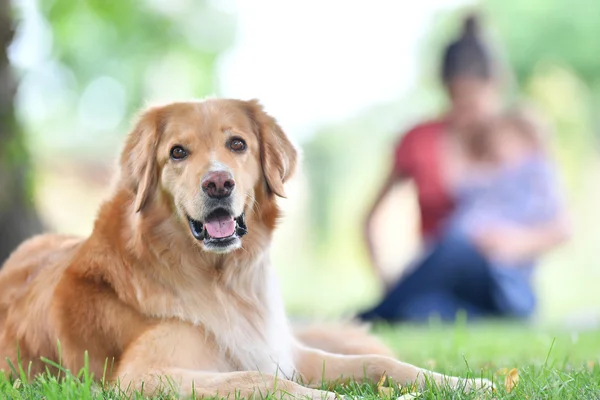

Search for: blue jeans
xmin=358 ymin=232 xmax=500 ymax=322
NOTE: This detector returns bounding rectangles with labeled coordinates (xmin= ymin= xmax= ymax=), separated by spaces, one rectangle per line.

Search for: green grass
xmin=373 ymin=321 xmax=600 ymax=399
xmin=2 ymin=321 xmax=600 ymax=399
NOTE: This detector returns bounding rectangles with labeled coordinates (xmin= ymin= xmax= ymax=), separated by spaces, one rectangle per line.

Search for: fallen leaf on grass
xmin=399 ymin=383 xmax=418 ymax=393
xmin=376 ymin=372 xmax=387 ymax=389
xmin=378 ymin=386 xmax=394 ymax=397
xmin=379 ymin=385 xmax=422 ymax=399
xmin=376 ymin=372 xmax=395 ymax=397
xmin=504 ymin=368 xmax=519 ymax=393
xmin=375 ymin=374 xmax=421 ymax=399
xmin=376 ymin=372 xmax=387 ymax=393
xmin=396 ymin=383 xmax=421 ymax=399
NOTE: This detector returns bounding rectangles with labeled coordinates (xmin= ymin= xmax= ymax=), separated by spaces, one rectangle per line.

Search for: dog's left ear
xmin=120 ymin=106 xmax=164 ymax=212
xmin=245 ymin=99 xmax=297 ymax=197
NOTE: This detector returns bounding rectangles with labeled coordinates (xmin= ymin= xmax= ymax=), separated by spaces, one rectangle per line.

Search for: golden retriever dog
xmin=0 ymin=99 xmax=491 ymax=398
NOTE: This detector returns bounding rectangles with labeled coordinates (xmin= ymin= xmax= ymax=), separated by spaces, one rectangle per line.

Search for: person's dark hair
xmin=441 ymin=13 xmax=494 ymax=84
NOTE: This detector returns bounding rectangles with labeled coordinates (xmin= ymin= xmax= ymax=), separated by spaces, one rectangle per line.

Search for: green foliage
xmin=485 ymin=0 xmax=600 ymax=88
xmin=15 ymin=0 xmax=236 ymax=159
xmin=41 ymin=0 xmax=233 ymax=95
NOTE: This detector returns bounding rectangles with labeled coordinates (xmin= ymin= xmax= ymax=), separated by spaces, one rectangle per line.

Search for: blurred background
xmin=1 ymin=0 xmax=599 ymax=325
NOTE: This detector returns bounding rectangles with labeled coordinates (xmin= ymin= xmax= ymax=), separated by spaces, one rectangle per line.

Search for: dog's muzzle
xmin=187 ymin=208 xmax=247 ymax=251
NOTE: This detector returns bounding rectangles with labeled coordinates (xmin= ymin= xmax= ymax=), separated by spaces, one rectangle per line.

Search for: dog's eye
xmin=228 ymin=138 xmax=247 ymax=153
xmin=170 ymin=146 xmax=188 ymax=160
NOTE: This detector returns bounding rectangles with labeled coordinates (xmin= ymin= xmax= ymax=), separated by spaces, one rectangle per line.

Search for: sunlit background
xmin=2 ymin=0 xmax=599 ymax=325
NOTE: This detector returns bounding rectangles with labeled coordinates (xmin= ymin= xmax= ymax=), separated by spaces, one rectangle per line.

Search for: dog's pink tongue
xmin=204 ymin=216 xmax=235 ymax=239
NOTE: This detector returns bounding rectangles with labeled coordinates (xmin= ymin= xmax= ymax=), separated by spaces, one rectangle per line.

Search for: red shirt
xmin=393 ymin=120 xmax=455 ymax=240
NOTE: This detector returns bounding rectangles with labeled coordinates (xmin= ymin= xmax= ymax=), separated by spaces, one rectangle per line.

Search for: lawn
xmin=1 ymin=320 xmax=599 ymax=399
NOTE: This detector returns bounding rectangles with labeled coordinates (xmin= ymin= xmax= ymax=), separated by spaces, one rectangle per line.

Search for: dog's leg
xmin=293 ymin=342 xmax=493 ymax=392
xmin=117 ymin=368 xmax=339 ymax=399
xmin=114 ymin=322 xmax=338 ymax=399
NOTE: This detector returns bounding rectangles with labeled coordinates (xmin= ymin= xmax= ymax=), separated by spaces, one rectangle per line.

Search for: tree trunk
xmin=0 ymin=0 xmax=43 ymax=264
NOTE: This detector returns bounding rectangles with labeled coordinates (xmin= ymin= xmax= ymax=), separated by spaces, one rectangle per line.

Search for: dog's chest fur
xmin=135 ymin=259 xmax=296 ymax=378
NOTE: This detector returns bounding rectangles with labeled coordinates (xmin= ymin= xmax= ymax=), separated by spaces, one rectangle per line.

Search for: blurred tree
xmin=0 ymin=0 xmax=43 ymax=263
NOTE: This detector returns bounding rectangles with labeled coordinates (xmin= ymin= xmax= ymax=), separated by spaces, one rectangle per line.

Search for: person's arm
xmin=473 ymin=158 xmax=572 ymax=262
xmin=473 ymin=213 xmax=572 ymax=262
xmin=363 ymin=169 xmax=406 ymax=285
xmin=365 ymin=127 xmax=418 ymax=286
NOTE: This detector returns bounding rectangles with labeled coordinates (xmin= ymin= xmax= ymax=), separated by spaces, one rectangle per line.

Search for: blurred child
xmin=446 ymin=107 xmax=565 ymax=315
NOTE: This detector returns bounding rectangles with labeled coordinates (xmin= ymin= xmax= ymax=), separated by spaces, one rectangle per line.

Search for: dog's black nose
xmin=202 ymin=171 xmax=235 ymax=199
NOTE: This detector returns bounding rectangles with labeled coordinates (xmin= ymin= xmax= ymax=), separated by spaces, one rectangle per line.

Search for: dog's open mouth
xmin=187 ymin=208 xmax=247 ymax=249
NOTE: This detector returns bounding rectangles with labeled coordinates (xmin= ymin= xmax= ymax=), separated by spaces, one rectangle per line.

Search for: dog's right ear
xmin=243 ymin=99 xmax=297 ymax=198
xmin=120 ymin=106 xmax=164 ymax=213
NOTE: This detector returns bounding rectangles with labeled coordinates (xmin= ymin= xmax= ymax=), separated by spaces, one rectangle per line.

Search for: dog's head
xmin=120 ymin=99 xmax=297 ymax=254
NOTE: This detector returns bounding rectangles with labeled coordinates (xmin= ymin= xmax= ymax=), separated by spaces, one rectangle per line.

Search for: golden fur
xmin=0 ymin=99 xmax=491 ymax=398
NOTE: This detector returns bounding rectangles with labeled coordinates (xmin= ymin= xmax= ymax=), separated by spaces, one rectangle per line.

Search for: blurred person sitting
xmin=358 ymin=14 xmax=571 ymax=323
